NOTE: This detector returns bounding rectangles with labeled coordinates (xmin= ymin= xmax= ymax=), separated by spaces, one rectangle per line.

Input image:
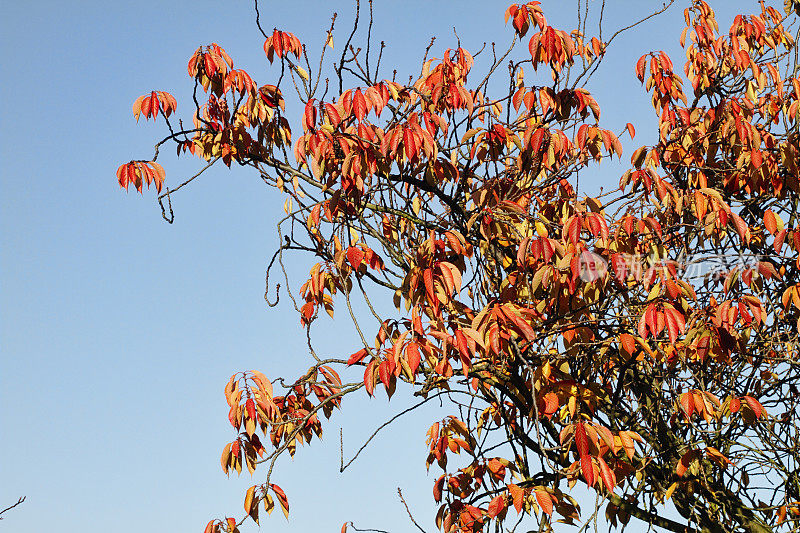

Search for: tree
xmin=118 ymin=1 xmax=800 ymax=531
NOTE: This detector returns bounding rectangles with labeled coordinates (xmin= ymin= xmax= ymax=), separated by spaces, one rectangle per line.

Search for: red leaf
xmin=751 ymin=149 xmax=763 ymax=168
xmin=270 ymin=484 xmax=289 ymax=519
xmin=743 ymin=396 xmax=765 ymax=419
xmin=730 ymin=397 xmax=741 ymax=413
xmin=576 ymin=124 xmax=588 ymax=149
xmin=598 ymin=456 xmax=616 ymax=492
xmin=403 ymin=128 xmax=419 ymax=160
xmin=352 ymin=89 xmax=368 ymax=121
xmin=347 ymin=348 xmax=368 ymax=365
xmin=116 ymin=163 xmax=130 ymax=189
xmin=564 ymin=215 xmax=581 ymax=244
xmin=433 ymin=475 xmax=445 ymax=503
xmin=487 ymin=495 xmax=506 ymax=518
xmin=378 ymin=360 xmax=392 ymax=389
xmin=406 ymin=342 xmax=421 ymax=375
xmin=346 ymin=247 xmax=364 ymax=269
xmin=575 ymin=423 xmax=596 ymax=486
xmin=581 ymin=455 xmax=596 ymax=487
xmin=424 ymin=268 xmax=436 ymax=303
xmin=364 ymin=360 xmax=377 ymax=396
xmin=575 ymin=422 xmax=589 ymax=457
xmin=635 ymin=55 xmax=647 ymax=82
xmin=665 ymin=307 xmax=685 ymax=344
xmin=512 ymin=87 xmax=525 ymax=112
xmin=303 ymin=99 xmax=317 ymax=131
xmin=326 ymin=103 xmax=342 ymax=127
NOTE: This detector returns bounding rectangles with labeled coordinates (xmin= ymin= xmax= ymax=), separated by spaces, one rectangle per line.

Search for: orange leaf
xmin=619 ymin=333 xmax=635 ymax=356
xmin=487 ymin=495 xmax=506 ymax=518
xmin=508 ymin=483 xmax=524 ymax=513
xmin=764 ymin=210 xmax=778 ymax=235
xmin=244 ymin=485 xmax=256 ymax=513
xmin=221 ymin=442 xmax=232 ymax=474
xmin=619 ymin=431 xmax=635 ymax=460
xmin=680 ymin=392 xmax=694 ymax=419
xmin=535 ymin=489 xmax=553 ymax=515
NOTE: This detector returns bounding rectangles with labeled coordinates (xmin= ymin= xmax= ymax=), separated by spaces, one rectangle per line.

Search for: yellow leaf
xmin=387 ymin=83 xmax=400 ymax=101
xmin=244 ymin=485 xmax=256 ymax=513
xmin=461 ymin=128 xmax=482 ymax=144
xmin=665 ymin=482 xmax=678 ymax=501
xmin=220 ymin=443 xmax=231 ymax=474
xmin=264 ymin=494 xmax=275 ymax=515
xmin=349 ymin=227 xmax=360 ymax=245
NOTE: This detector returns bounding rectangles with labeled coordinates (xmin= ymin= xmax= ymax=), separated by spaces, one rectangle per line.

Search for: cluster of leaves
xmin=120 ymin=1 xmax=800 ymax=532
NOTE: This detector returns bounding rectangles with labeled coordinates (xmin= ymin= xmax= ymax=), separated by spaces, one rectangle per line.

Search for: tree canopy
xmin=119 ymin=1 xmax=800 ymax=532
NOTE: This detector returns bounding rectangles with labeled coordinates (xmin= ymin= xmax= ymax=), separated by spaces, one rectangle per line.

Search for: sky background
xmin=1 ymin=1 xmax=760 ymax=532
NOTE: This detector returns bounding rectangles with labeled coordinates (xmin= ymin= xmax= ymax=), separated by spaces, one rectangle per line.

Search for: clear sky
xmin=1 ymin=1 xmax=757 ymax=532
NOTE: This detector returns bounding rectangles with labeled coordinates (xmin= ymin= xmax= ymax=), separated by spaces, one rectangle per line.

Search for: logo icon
xmin=579 ymin=250 xmax=608 ymax=283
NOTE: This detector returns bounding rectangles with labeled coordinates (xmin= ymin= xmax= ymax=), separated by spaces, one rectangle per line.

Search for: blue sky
xmin=1 ymin=1 xmax=757 ymax=532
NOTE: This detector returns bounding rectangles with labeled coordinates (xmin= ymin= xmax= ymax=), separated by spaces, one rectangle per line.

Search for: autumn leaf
xmin=535 ymin=489 xmax=553 ymax=516
xmin=346 ymin=247 xmax=365 ymax=269
xmin=270 ymin=484 xmax=289 ymax=520
xmin=508 ymin=483 xmax=524 ymax=513
xmin=676 ymin=449 xmax=700 ymax=477
xmin=486 ymin=495 xmax=506 ymax=518
xmin=347 ymin=348 xmax=368 ymax=365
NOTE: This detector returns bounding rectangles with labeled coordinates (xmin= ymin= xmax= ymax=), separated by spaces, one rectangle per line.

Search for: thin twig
xmin=397 ymin=488 xmax=427 ymax=533
xmin=157 ymin=156 xmax=221 ymax=223
xmin=0 ymin=496 xmax=25 ymax=519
